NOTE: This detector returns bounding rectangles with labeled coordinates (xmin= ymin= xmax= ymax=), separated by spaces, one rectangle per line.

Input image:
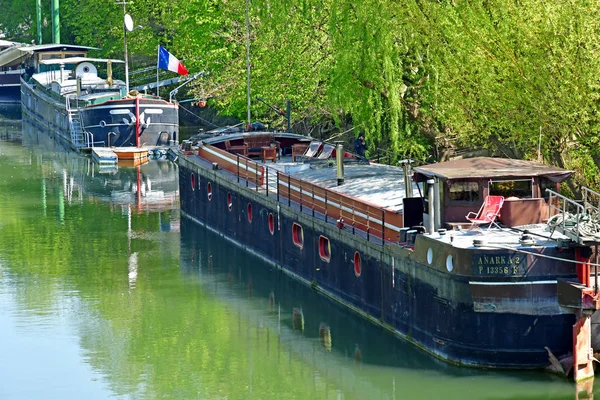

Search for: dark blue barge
xmin=177 ymin=132 xmax=600 ymax=381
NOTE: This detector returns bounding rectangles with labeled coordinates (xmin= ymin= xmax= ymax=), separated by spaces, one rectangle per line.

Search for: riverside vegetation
xmin=3 ymin=0 xmax=600 ymax=191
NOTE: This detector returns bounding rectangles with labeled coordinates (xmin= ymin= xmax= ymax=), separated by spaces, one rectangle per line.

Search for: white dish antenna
xmin=124 ymin=14 xmax=134 ymax=32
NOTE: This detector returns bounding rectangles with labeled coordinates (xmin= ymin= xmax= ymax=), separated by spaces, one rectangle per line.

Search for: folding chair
xmin=466 ymin=195 xmax=505 ymax=230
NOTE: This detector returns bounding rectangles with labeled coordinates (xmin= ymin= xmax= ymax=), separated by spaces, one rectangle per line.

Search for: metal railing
xmin=221 ymin=152 xmax=392 ymax=245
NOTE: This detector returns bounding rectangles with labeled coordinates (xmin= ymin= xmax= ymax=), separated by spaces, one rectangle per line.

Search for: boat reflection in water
xmin=179 ymin=218 xmax=595 ymax=400
xmin=21 ymin=116 xmax=179 ymax=217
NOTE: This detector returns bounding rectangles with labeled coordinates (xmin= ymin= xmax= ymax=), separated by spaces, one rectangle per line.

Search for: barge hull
xmin=178 ymin=158 xmax=576 ymax=368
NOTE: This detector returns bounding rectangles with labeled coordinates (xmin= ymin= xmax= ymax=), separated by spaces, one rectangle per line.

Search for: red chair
xmin=466 ymin=195 xmax=505 ymax=230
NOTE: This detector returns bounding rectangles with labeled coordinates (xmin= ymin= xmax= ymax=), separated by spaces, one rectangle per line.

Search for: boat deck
xmin=264 ymin=158 xmax=420 ymax=211
xmin=426 ymin=223 xmax=572 ymax=250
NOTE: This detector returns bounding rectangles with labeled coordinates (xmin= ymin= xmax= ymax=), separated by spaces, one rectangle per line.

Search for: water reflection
xmin=0 ymin=113 xmax=595 ymax=399
xmin=180 ymin=218 xmax=592 ymax=400
xmin=21 ymin=118 xmax=179 ymax=216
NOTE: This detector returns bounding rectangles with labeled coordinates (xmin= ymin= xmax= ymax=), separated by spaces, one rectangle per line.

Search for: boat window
xmin=190 ymin=173 xmax=195 ymax=190
xmin=207 ymin=182 xmax=213 ymax=200
xmin=319 ymin=236 xmax=331 ymax=262
xmin=292 ymin=223 xmax=304 ymax=249
xmin=448 ymin=181 xmax=479 ymax=202
xmin=227 ymin=192 xmax=233 ymax=211
xmin=247 ymin=203 xmax=253 ymax=223
xmin=354 ymin=252 xmax=361 ymax=277
xmin=540 ymin=179 xmax=557 ymax=199
xmin=268 ymin=213 xmax=275 ymax=235
xmin=489 ymin=180 xmax=533 ymax=199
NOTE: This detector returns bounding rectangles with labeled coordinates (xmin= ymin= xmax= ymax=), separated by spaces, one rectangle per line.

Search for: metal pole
xmin=277 ymin=172 xmax=280 ymax=202
xmin=122 ymin=2 xmax=129 ymax=93
xmin=300 ymin=183 xmax=303 ymax=212
xmin=237 ymin=154 xmax=240 ymax=183
xmin=382 ymin=209 xmax=386 ymax=244
xmin=37 ymin=0 xmax=42 ymax=44
xmin=156 ymin=45 xmax=160 ymax=97
xmin=51 ymin=0 xmax=60 ymax=43
xmin=312 ymin=187 xmax=315 ymax=217
xmin=266 ymin=166 xmax=268 ymax=197
xmin=287 ymin=175 xmax=291 ymax=207
xmin=594 ymin=245 xmax=598 ymax=294
xmin=286 ymin=100 xmax=291 ymax=131
xmin=245 ymin=0 xmax=251 ymax=128
xmin=325 ymin=191 xmax=328 ymax=223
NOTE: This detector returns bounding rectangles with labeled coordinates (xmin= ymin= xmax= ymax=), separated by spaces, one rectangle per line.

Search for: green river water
xmin=0 ymin=111 xmax=596 ymax=399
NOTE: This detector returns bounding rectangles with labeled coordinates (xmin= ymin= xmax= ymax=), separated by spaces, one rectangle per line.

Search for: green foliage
xmin=5 ymin=0 xmax=600 ymax=185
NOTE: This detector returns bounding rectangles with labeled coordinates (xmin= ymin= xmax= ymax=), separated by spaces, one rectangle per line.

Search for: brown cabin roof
xmin=414 ymin=157 xmax=573 ymax=183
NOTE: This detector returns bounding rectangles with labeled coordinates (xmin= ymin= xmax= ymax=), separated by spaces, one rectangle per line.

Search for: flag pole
xmin=156 ymin=45 xmax=160 ymax=97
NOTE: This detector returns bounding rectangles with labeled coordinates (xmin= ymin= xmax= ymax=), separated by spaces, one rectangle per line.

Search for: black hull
xmin=20 ymin=78 xmax=178 ymax=149
xmin=80 ymin=98 xmax=178 ymax=147
xmin=178 ymin=158 xmax=577 ymax=369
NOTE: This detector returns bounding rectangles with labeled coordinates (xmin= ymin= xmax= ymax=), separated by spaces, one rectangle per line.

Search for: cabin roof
xmin=40 ymin=57 xmax=124 ymax=65
xmin=0 ymin=39 xmax=20 ymax=48
xmin=414 ymin=157 xmax=573 ymax=183
xmin=17 ymin=44 xmax=98 ymax=52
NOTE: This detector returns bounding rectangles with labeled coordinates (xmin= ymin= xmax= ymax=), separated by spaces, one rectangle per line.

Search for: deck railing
xmin=195 ymin=144 xmax=404 ymax=245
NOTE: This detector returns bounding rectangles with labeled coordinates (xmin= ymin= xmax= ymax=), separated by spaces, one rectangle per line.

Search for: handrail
xmin=582 ymin=186 xmax=600 ymax=216
xmin=546 ymin=188 xmax=585 ymax=243
xmin=196 ymin=143 xmax=402 ymax=245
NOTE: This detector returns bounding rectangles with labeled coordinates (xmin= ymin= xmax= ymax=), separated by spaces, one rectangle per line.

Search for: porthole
xmin=227 ymin=192 xmax=232 ymax=211
xmin=247 ymin=203 xmax=253 ymax=223
xmin=191 ymin=172 xmax=195 ymax=190
xmin=319 ymin=236 xmax=331 ymax=262
xmin=427 ymin=248 xmax=433 ymax=265
xmin=268 ymin=213 xmax=275 ymax=235
xmin=207 ymin=182 xmax=213 ymax=201
xmin=292 ymin=223 xmax=304 ymax=249
xmin=446 ymin=255 xmax=454 ymax=272
xmin=354 ymin=252 xmax=361 ymax=277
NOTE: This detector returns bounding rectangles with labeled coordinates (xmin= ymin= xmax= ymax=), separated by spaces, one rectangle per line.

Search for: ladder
xmin=66 ymin=94 xmax=91 ymax=149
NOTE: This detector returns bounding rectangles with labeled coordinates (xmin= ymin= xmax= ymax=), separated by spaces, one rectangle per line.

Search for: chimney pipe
xmin=427 ymin=179 xmax=435 ymax=234
xmin=335 ymin=142 xmax=344 ymax=186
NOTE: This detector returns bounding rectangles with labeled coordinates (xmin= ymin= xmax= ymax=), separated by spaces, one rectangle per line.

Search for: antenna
xmin=245 ymin=0 xmax=251 ymax=129
xmin=115 ymin=0 xmax=133 ymax=93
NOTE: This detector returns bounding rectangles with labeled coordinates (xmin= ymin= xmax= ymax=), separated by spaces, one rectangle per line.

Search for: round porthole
xmin=247 ymin=203 xmax=253 ymax=223
xmin=191 ymin=173 xmax=195 ymax=191
xmin=427 ymin=248 xmax=433 ymax=265
xmin=354 ymin=252 xmax=362 ymax=277
xmin=446 ymin=255 xmax=454 ymax=272
xmin=99 ymin=120 xmax=106 ymax=128
xmin=227 ymin=192 xmax=232 ymax=211
xmin=268 ymin=213 xmax=275 ymax=235
xmin=207 ymin=182 xmax=213 ymax=201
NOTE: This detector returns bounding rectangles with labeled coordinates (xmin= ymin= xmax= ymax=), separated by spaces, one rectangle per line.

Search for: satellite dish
xmin=124 ymin=14 xmax=134 ymax=32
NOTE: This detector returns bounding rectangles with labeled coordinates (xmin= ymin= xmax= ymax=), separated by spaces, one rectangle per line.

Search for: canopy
xmin=40 ymin=57 xmax=124 ymax=65
xmin=414 ymin=157 xmax=573 ymax=183
xmin=0 ymin=43 xmax=99 ymax=68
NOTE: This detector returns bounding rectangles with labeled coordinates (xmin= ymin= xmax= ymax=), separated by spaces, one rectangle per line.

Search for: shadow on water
xmin=180 ymin=218 xmax=598 ymax=400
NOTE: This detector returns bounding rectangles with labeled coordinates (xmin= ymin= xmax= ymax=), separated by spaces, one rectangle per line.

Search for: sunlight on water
xmin=0 ymin=115 xmax=595 ymax=399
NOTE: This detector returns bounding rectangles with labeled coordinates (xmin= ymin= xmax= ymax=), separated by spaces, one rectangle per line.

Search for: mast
xmin=36 ymin=0 xmax=42 ymax=44
xmin=51 ymin=0 xmax=60 ymax=43
xmin=245 ymin=0 xmax=251 ymax=128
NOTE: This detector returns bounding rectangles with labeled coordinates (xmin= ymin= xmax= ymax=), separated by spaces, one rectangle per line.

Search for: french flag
xmin=158 ymin=45 xmax=188 ymax=75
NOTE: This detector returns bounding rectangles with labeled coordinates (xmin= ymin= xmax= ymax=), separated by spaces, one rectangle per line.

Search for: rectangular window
xmin=448 ymin=181 xmax=480 ymax=202
xmin=489 ymin=180 xmax=533 ymax=199
xmin=540 ymin=179 xmax=556 ymax=199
